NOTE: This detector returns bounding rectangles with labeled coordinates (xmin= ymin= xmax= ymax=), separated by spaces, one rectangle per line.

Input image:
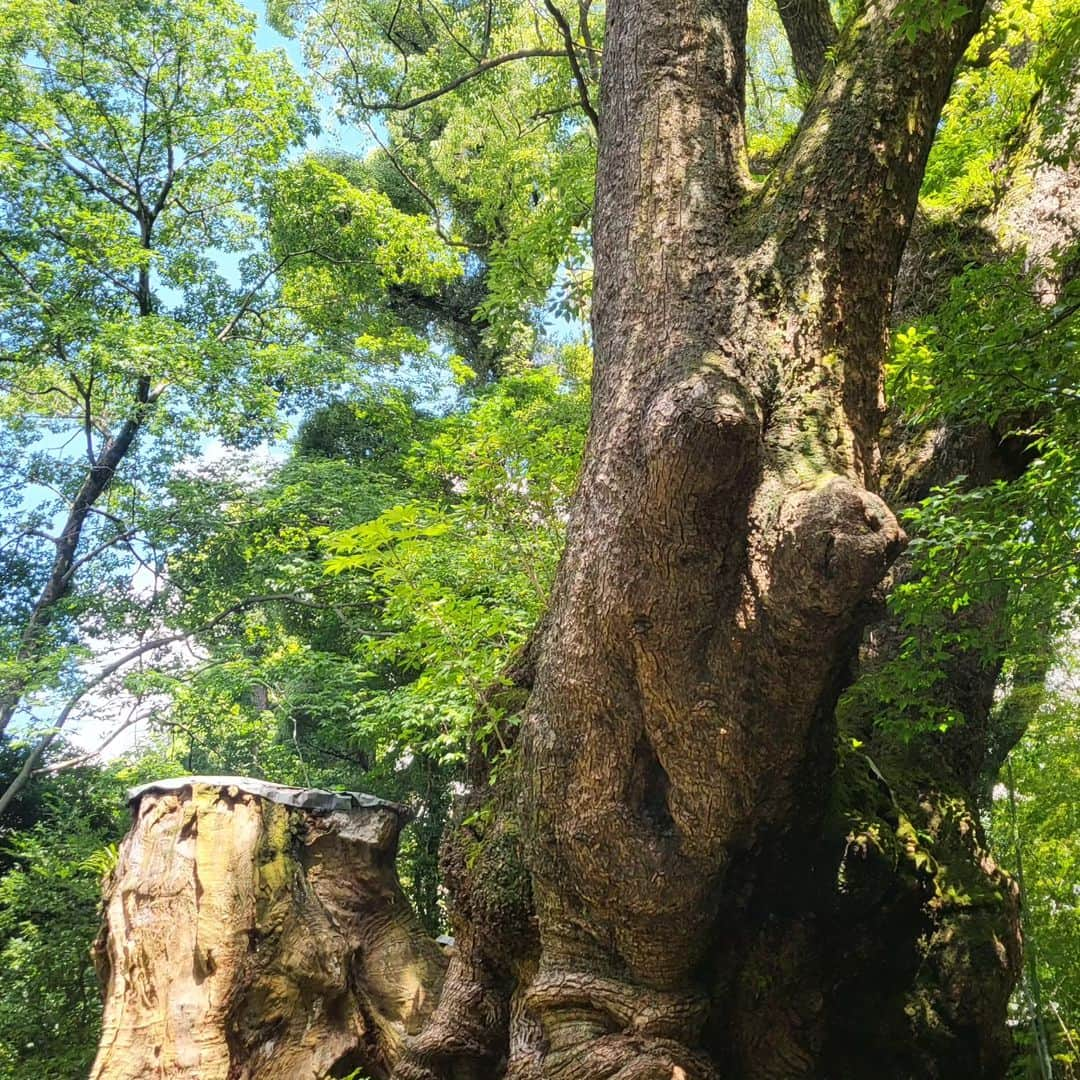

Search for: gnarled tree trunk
xmin=91 ymin=777 xmax=446 ymax=1080
xmin=393 ymin=2 xmax=1004 ymax=1078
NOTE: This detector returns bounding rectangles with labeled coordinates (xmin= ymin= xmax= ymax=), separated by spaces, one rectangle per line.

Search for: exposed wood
xmin=91 ymin=778 xmax=446 ymax=1080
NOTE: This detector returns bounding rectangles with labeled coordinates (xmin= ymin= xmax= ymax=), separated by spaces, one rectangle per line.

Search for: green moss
xmin=471 ymin=823 xmax=532 ymax=927
xmin=254 ymin=804 xmax=299 ymax=921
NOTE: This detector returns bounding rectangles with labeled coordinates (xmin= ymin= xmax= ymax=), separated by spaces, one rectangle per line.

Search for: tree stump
xmin=90 ymin=777 xmax=446 ymax=1080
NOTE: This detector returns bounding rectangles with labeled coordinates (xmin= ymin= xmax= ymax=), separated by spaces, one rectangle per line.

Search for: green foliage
xmin=894 ymin=0 xmax=972 ymax=43
xmin=920 ymin=0 xmax=1047 ymax=210
xmin=0 ymin=0 xmax=319 ymax=732
xmin=269 ymin=0 xmax=600 ymax=346
xmin=267 ymin=157 xmax=460 ymax=355
xmin=0 ymin=0 xmax=462 ymax=762
xmin=129 ymin=357 xmax=588 ymax=774
xmin=324 ymin=353 xmax=589 ymax=766
xmin=0 ymin=0 xmax=320 ymax=437
xmin=847 ymin=250 xmax=1080 ymax=738
xmin=745 ymin=0 xmax=801 ymax=163
xmin=995 ymin=680 xmax=1080 ymax=1076
xmin=145 ymin=416 xmax=411 ymax=787
xmin=0 ymin=764 xmax=128 ymax=1080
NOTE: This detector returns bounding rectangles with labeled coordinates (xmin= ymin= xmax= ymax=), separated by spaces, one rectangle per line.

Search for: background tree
xmin=0 ymin=0 xmax=457 ymax=814
xmin=269 ymin=0 xmax=601 ymax=366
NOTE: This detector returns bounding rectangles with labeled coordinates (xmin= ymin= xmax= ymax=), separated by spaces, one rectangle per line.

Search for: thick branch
xmin=757 ymin=0 xmax=986 ymax=478
xmin=775 ymin=0 xmax=837 ymax=85
xmin=769 ymin=0 xmax=985 ymax=283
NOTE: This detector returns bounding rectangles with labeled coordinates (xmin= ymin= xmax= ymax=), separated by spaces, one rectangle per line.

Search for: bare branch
xmin=361 ymin=120 xmax=471 ymax=249
xmin=0 ymin=248 xmax=56 ymax=314
xmin=8 ymin=122 xmax=139 ymax=216
xmin=357 ymin=49 xmax=570 ymax=112
xmin=425 ymin=0 xmax=483 ymax=63
xmin=577 ymin=0 xmax=600 ymax=80
xmin=37 ymin=703 xmax=152 ymax=775
xmin=60 ymin=528 xmax=138 ymax=586
xmin=70 ymin=368 xmax=97 ymax=465
xmin=543 ymin=1 xmax=600 ymax=131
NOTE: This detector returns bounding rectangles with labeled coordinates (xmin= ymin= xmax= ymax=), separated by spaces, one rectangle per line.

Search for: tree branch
xmin=70 ymin=368 xmax=97 ymax=465
xmin=215 ymin=249 xmax=322 ymax=342
xmin=60 ymin=528 xmax=138 ymax=586
xmin=8 ymin=123 xmax=139 ymax=216
xmin=360 ymin=120 xmax=471 ymax=249
xmin=543 ymin=1 xmax=600 ymax=131
xmin=577 ymin=0 xmax=600 ymax=80
xmin=774 ymin=0 xmax=837 ymax=85
xmin=36 ymin=704 xmax=151 ymax=776
xmin=765 ymin=0 xmax=987 ymax=309
xmin=0 ymin=593 xmax=331 ymax=815
xmin=0 ymin=380 xmax=156 ymax=738
xmin=0 ymin=248 xmax=56 ymax=314
xmin=357 ymin=49 xmax=570 ymax=112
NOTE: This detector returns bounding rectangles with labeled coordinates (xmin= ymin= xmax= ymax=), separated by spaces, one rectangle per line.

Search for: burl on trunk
xmin=90 ymin=777 xmax=446 ymax=1080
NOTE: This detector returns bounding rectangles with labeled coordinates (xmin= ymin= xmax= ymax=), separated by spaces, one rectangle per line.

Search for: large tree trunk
xmin=91 ymin=777 xmax=446 ymax=1080
xmin=394 ymin=2 xmax=992 ymax=1078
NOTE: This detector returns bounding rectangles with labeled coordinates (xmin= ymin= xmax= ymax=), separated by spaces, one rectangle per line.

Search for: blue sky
xmin=246 ymin=0 xmax=371 ymax=158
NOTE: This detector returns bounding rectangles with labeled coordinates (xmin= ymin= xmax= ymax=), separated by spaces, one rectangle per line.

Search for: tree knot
xmin=768 ymin=476 xmax=906 ymax=620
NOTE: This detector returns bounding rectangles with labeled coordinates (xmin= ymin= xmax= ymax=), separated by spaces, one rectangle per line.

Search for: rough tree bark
xmin=775 ymin=0 xmax=837 ymax=85
xmin=90 ymin=778 xmax=446 ymax=1080
xmin=813 ymin=57 xmax=1080 ymax=1078
xmin=393 ymin=2 xmax=1000 ymax=1079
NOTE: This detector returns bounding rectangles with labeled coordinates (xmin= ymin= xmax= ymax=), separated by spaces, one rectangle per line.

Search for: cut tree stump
xmin=90 ymin=776 xmax=446 ymax=1080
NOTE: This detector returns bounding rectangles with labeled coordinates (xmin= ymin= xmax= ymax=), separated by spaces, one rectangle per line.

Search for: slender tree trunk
xmin=0 ymin=403 xmax=146 ymax=738
xmin=91 ymin=778 xmax=446 ymax=1080
xmin=1 ymin=197 xmax=163 ymax=739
